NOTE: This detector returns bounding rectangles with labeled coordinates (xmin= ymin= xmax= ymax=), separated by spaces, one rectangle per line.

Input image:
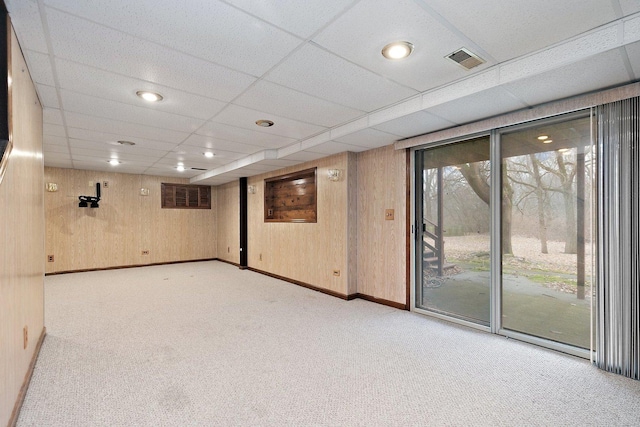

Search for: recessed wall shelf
xmin=264 ymin=168 xmax=317 ymax=223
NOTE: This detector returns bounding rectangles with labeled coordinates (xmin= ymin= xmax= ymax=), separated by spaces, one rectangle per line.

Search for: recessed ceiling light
xmin=117 ymin=140 xmax=136 ymax=146
xmin=537 ymin=135 xmax=549 ymax=140
xmin=382 ymin=41 xmax=414 ymax=60
xmin=255 ymin=119 xmax=274 ymax=127
xmin=204 ymin=152 xmax=214 ymax=158
xmin=176 ymin=165 xmax=185 ymax=171
xmin=543 ymin=139 xmax=553 ymax=144
xmin=558 ymin=148 xmax=570 ymax=152
xmin=136 ymin=90 xmax=163 ymax=102
xmin=108 ymin=159 xmax=120 ymax=166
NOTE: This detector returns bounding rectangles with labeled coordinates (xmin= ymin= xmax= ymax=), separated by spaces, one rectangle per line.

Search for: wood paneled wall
xmin=216 ymin=180 xmax=240 ymax=265
xmin=1 ymin=27 xmax=44 ymax=427
xmin=44 ymin=169 xmax=217 ymax=273
xmin=247 ymin=153 xmax=356 ymax=296
xmin=356 ymin=145 xmax=407 ymax=304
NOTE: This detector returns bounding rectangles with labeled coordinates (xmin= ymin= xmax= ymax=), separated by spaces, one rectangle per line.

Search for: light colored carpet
xmin=18 ymin=261 xmax=640 ymax=426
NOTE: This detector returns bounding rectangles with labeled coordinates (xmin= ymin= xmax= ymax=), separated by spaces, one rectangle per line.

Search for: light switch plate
xmin=385 ymin=209 xmax=395 ymax=220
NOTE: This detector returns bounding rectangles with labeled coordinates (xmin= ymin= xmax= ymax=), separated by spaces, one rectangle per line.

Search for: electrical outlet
xmin=333 ymin=269 xmax=340 ymax=277
xmin=47 ymin=254 xmax=54 ymax=262
xmin=23 ymin=326 xmax=28 ymax=349
xmin=142 ymin=250 xmax=149 ymax=255
xmin=103 ymin=181 xmax=109 ymax=188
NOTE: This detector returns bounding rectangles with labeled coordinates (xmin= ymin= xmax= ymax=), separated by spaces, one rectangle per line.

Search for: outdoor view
xmin=418 ymin=115 xmax=593 ymax=349
xmin=417 ymin=136 xmax=491 ymax=326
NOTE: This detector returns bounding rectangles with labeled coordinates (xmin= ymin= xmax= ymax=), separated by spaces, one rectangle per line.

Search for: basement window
xmin=161 ymin=183 xmax=211 ymax=209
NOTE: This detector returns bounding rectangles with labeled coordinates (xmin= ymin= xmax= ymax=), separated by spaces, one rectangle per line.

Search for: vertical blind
xmin=596 ymin=96 xmax=640 ymax=380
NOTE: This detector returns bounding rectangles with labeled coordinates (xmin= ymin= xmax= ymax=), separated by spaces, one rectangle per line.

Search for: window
xmin=161 ymin=183 xmax=211 ymax=209
xmin=264 ymin=168 xmax=317 ymax=223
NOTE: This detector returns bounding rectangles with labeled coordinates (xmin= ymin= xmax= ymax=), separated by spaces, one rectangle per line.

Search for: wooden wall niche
xmin=264 ymin=168 xmax=317 ymax=223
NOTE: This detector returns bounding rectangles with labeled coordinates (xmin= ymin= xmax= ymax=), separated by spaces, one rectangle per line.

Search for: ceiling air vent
xmin=447 ymin=48 xmax=485 ymax=70
xmin=191 ymin=167 xmax=207 ymax=171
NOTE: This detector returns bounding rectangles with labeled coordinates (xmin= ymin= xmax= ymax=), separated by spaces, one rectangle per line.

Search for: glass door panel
xmin=416 ymin=136 xmax=491 ymax=326
xmin=500 ymin=116 xmax=593 ymax=349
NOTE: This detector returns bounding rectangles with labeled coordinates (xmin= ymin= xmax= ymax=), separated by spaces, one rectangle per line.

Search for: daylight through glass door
xmin=499 ymin=116 xmax=593 ymax=349
xmin=416 ymin=136 xmax=491 ymax=326
xmin=415 ymin=113 xmax=594 ymax=352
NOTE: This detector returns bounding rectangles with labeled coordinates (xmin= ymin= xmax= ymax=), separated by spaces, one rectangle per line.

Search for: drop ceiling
xmin=5 ymin=0 xmax=640 ymax=185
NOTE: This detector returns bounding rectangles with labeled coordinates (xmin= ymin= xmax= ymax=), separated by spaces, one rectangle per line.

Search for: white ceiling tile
xmin=233 ymin=80 xmax=365 ymax=127
xmin=305 ymin=140 xmax=369 ymax=154
xmin=299 ymin=131 xmax=331 ymax=151
xmin=44 ymin=0 xmax=302 ymax=76
xmin=278 ymin=151 xmax=328 ymax=162
xmin=44 ymin=145 xmax=70 ymax=154
xmin=224 ymin=0 xmax=355 ymax=38
xmin=68 ymin=138 xmax=168 ymax=158
xmin=44 ymin=135 xmax=68 ymax=146
xmin=44 ymin=123 xmax=66 ymax=137
xmin=372 ymin=111 xmax=455 ymax=138
xmin=144 ymin=167 xmax=202 ymax=179
xmin=330 ymin=117 xmax=369 ymax=140
xmin=170 ymin=146 xmax=246 ymax=162
xmin=333 ymin=128 xmax=398 ymax=148
xmin=503 ymin=48 xmax=633 ymax=107
xmin=36 ymin=84 xmax=60 ymax=109
xmin=72 ymin=154 xmax=155 ymax=167
xmin=44 ymin=159 xmax=73 ymax=169
xmin=23 ymin=50 xmax=55 ymax=86
xmin=212 ymin=104 xmax=327 ymax=140
xmin=620 ymin=0 xmax=640 ymax=16
xmin=60 ymin=90 xmax=205 ymax=133
xmin=368 ymin=96 xmax=423 ymax=127
xmin=70 ymin=148 xmax=161 ymax=164
xmin=54 ymin=60 xmax=227 ymax=120
xmin=266 ymin=43 xmax=418 ymax=111
xmin=255 ymin=159 xmax=302 ymax=168
xmin=277 ymin=143 xmax=301 ymax=158
xmin=196 ymin=121 xmax=297 ymax=149
xmin=43 ymin=108 xmax=64 ymax=125
xmin=181 ymin=134 xmax=263 ymax=154
xmin=625 ymin=41 xmax=640 ymax=79
xmin=426 ymin=0 xmax=618 ymax=62
xmin=5 ymin=0 xmax=48 ymax=53
xmin=64 ymin=112 xmax=189 ymax=144
xmin=425 ymin=87 xmax=528 ymax=126
xmin=157 ymin=152 xmax=235 ymax=166
xmin=72 ymin=161 xmax=150 ymax=175
xmin=66 ymin=127 xmax=179 ymax=152
xmin=9 ymin=0 xmax=640 ymax=179
xmin=233 ymin=163 xmax=279 ymax=173
xmin=44 ymin=8 xmax=257 ymax=100
xmin=313 ymin=0 xmax=474 ymax=92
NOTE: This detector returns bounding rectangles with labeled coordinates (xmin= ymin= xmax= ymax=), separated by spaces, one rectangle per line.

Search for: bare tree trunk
xmin=529 ymin=154 xmax=548 ymax=254
xmin=459 ymin=162 xmax=514 ymax=254
xmin=556 ymin=152 xmax=577 ymax=254
xmin=502 ymin=171 xmax=514 ymax=255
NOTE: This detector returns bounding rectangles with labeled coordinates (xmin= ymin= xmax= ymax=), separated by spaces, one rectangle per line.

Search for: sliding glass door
xmin=415 ymin=136 xmax=491 ymax=326
xmin=415 ymin=113 xmax=594 ymax=352
xmin=499 ymin=115 xmax=593 ymax=349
